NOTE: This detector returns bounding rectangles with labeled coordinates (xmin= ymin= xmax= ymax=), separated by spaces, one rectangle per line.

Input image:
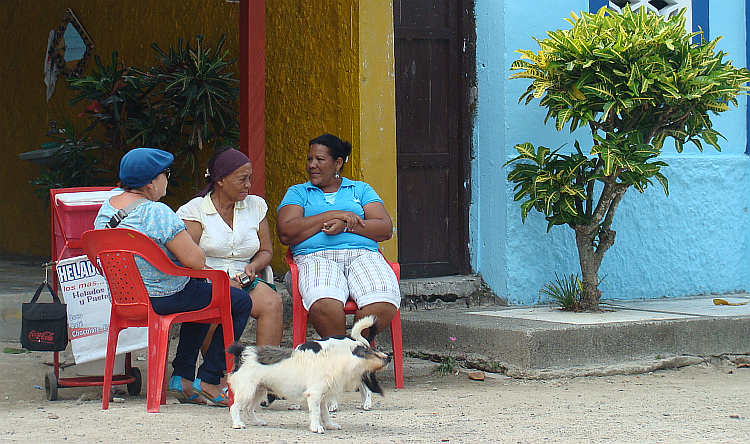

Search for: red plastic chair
xmin=285 ymin=249 xmax=404 ymax=389
xmin=81 ymin=228 xmax=235 ymax=412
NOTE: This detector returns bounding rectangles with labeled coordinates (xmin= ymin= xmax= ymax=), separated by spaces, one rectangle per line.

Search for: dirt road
xmin=0 ymin=341 xmax=747 ymax=443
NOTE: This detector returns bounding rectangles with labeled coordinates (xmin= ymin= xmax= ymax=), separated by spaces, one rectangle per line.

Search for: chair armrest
xmin=259 ymin=265 xmax=274 ymax=283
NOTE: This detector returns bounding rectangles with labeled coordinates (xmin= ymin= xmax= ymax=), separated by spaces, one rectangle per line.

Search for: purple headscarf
xmin=197 ymin=148 xmax=251 ymax=197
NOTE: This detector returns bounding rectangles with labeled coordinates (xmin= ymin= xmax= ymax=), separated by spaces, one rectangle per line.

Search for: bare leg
xmin=308 ymin=298 xmax=346 ymax=338
xmin=354 ymin=302 xmax=398 ymax=336
xmin=248 ymin=284 xmax=283 ymax=346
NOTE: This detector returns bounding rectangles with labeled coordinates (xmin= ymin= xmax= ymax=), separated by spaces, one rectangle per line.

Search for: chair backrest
xmin=81 ymin=228 xmax=182 ymax=322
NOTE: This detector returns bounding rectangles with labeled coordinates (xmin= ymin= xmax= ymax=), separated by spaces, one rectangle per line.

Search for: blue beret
xmin=119 ymin=148 xmax=175 ymax=188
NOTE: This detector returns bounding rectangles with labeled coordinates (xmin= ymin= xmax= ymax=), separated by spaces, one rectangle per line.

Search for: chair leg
xmin=161 ymin=347 xmax=170 ymax=407
xmin=147 ymin=321 xmax=172 ymax=413
xmin=220 ymin=315 xmax=235 ymax=407
xmin=390 ymin=311 xmax=404 ymax=389
xmin=101 ymin=325 xmax=122 ymax=410
xmin=290 ymin=262 xmax=309 ymax=348
xmin=293 ymin=310 xmax=309 ymax=347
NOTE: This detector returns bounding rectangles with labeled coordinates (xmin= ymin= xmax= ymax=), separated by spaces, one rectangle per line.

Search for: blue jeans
xmin=150 ymin=279 xmax=253 ymax=385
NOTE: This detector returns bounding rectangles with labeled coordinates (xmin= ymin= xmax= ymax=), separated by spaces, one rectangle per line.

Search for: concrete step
xmin=399 ymin=274 xmax=500 ymax=309
xmin=399 ymin=298 xmax=750 ymax=378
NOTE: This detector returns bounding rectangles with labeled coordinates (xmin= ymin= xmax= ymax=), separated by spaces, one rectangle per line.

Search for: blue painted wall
xmin=472 ymin=0 xmax=750 ymax=305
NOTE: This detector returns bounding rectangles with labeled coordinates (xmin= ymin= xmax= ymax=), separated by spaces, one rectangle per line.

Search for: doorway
xmin=393 ymin=0 xmax=474 ymax=278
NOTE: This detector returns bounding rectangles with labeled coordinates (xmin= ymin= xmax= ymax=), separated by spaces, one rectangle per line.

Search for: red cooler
xmin=50 ymin=187 xmax=118 ymax=290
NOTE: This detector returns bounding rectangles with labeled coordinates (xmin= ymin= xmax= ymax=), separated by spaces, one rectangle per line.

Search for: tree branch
xmin=586 ymin=161 xmax=602 ymax=218
xmin=601 ymin=184 xmax=627 ymax=232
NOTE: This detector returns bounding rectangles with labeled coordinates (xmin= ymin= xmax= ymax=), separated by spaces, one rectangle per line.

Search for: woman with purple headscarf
xmin=177 ymin=146 xmax=283 ymax=347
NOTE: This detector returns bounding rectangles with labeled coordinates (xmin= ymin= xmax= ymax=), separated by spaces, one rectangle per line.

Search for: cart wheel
xmin=127 ymin=367 xmax=142 ymax=396
xmin=45 ymin=372 xmax=58 ymax=401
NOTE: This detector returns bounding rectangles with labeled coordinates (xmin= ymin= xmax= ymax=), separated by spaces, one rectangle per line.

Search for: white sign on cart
xmin=56 ymin=255 xmax=147 ymax=366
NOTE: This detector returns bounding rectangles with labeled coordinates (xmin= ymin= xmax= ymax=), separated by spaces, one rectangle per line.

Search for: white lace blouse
xmin=177 ymin=193 xmax=268 ymax=276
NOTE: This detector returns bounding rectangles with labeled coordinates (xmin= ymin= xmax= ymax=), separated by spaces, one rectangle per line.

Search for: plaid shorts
xmin=294 ymin=249 xmax=401 ymax=311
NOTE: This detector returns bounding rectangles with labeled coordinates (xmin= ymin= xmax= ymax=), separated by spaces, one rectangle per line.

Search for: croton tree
xmin=505 ymin=6 xmax=750 ymax=311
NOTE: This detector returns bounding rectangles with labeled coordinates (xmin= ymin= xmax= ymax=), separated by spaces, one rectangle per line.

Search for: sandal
xmin=167 ymin=376 xmax=206 ymax=405
xmin=192 ymin=378 xmax=230 ymax=407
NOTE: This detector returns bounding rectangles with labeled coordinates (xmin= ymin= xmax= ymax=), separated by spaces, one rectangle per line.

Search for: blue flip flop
xmin=192 ymin=378 xmax=229 ymax=407
xmin=167 ymin=375 xmax=205 ymax=404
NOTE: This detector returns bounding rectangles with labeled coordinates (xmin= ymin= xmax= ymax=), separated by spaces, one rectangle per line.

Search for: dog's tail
xmin=225 ymin=341 xmax=245 ymax=372
xmin=351 ymin=315 xmax=380 ymax=345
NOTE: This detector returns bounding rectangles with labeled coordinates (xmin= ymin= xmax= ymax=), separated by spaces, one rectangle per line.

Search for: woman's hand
xmin=242 ymin=264 xmax=258 ymax=280
xmin=333 ymin=211 xmax=365 ymax=233
xmin=322 ymin=218 xmax=347 ymax=235
xmin=229 ymin=276 xmax=243 ymax=289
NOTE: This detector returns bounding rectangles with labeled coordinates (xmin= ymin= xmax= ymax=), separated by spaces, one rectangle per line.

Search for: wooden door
xmin=394 ymin=0 xmax=473 ymax=278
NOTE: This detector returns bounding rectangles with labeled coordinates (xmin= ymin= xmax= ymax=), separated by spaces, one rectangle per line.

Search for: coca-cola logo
xmin=28 ymin=330 xmax=55 ymax=343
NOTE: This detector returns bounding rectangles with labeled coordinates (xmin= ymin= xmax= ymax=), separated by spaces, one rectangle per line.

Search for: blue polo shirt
xmin=278 ymin=178 xmax=383 ymax=255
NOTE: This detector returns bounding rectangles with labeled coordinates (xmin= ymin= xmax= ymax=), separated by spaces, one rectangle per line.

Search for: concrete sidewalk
xmin=3 ymin=254 xmax=749 ymax=377
xmin=400 ymin=294 xmax=750 ymax=377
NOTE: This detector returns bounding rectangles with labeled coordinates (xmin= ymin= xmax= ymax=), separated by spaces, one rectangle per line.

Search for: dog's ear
xmin=361 ymin=372 xmax=384 ymax=395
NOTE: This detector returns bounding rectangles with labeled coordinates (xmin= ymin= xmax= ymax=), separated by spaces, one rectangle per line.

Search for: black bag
xmin=20 ymin=282 xmax=68 ymax=352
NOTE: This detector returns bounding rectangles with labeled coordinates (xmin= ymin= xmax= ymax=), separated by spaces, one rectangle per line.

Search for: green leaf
xmin=654 ymin=172 xmax=669 ymax=196
xmin=520 ymin=199 xmax=536 ymax=222
xmin=515 ymin=142 xmax=537 ymax=159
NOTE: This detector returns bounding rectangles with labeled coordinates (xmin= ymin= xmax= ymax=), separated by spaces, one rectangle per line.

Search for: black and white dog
xmin=226 ymin=316 xmax=391 ymax=433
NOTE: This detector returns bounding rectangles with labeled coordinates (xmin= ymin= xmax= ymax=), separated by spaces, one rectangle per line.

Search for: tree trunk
xmin=575 ymin=225 xmax=603 ymax=311
xmin=573 ymin=181 xmax=627 ymax=312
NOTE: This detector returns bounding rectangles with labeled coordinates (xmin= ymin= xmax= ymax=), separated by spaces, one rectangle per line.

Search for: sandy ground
xmin=0 ymin=341 xmax=748 ymax=444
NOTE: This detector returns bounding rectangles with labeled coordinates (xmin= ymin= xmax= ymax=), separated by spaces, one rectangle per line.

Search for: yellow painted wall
xmin=358 ymin=0 xmax=398 ymax=261
xmin=265 ymin=0 xmax=398 ymax=269
xmin=1 ymin=0 xmax=397 ymax=271
xmin=265 ymin=0 xmax=360 ymax=271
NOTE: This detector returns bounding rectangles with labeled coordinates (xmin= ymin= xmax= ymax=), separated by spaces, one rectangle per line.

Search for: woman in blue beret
xmin=94 ymin=147 xmax=253 ymax=407
xmin=276 ymin=134 xmax=400 ymax=339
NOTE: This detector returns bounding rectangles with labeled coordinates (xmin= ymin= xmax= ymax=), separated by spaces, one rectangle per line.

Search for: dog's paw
xmin=288 ymin=404 xmax=301 ymax=410
xmin=361 ymin=398 xmax=372 ymax=410
xmin=310 ymin=423 xmax=325 ymax=434
xmin=254 ymin=419 xmax=268 ymax=427
xmin=327 ymin=399 xmax=339 ymax=412
xmin=231 ymin=421 xmax=246 ymax=429
xmin=325 ymin=421 xmax=342 ymax=430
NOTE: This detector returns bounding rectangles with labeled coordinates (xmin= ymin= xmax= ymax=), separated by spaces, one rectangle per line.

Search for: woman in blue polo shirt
xmin=277 ymin=134 xmax=400 ymax=338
